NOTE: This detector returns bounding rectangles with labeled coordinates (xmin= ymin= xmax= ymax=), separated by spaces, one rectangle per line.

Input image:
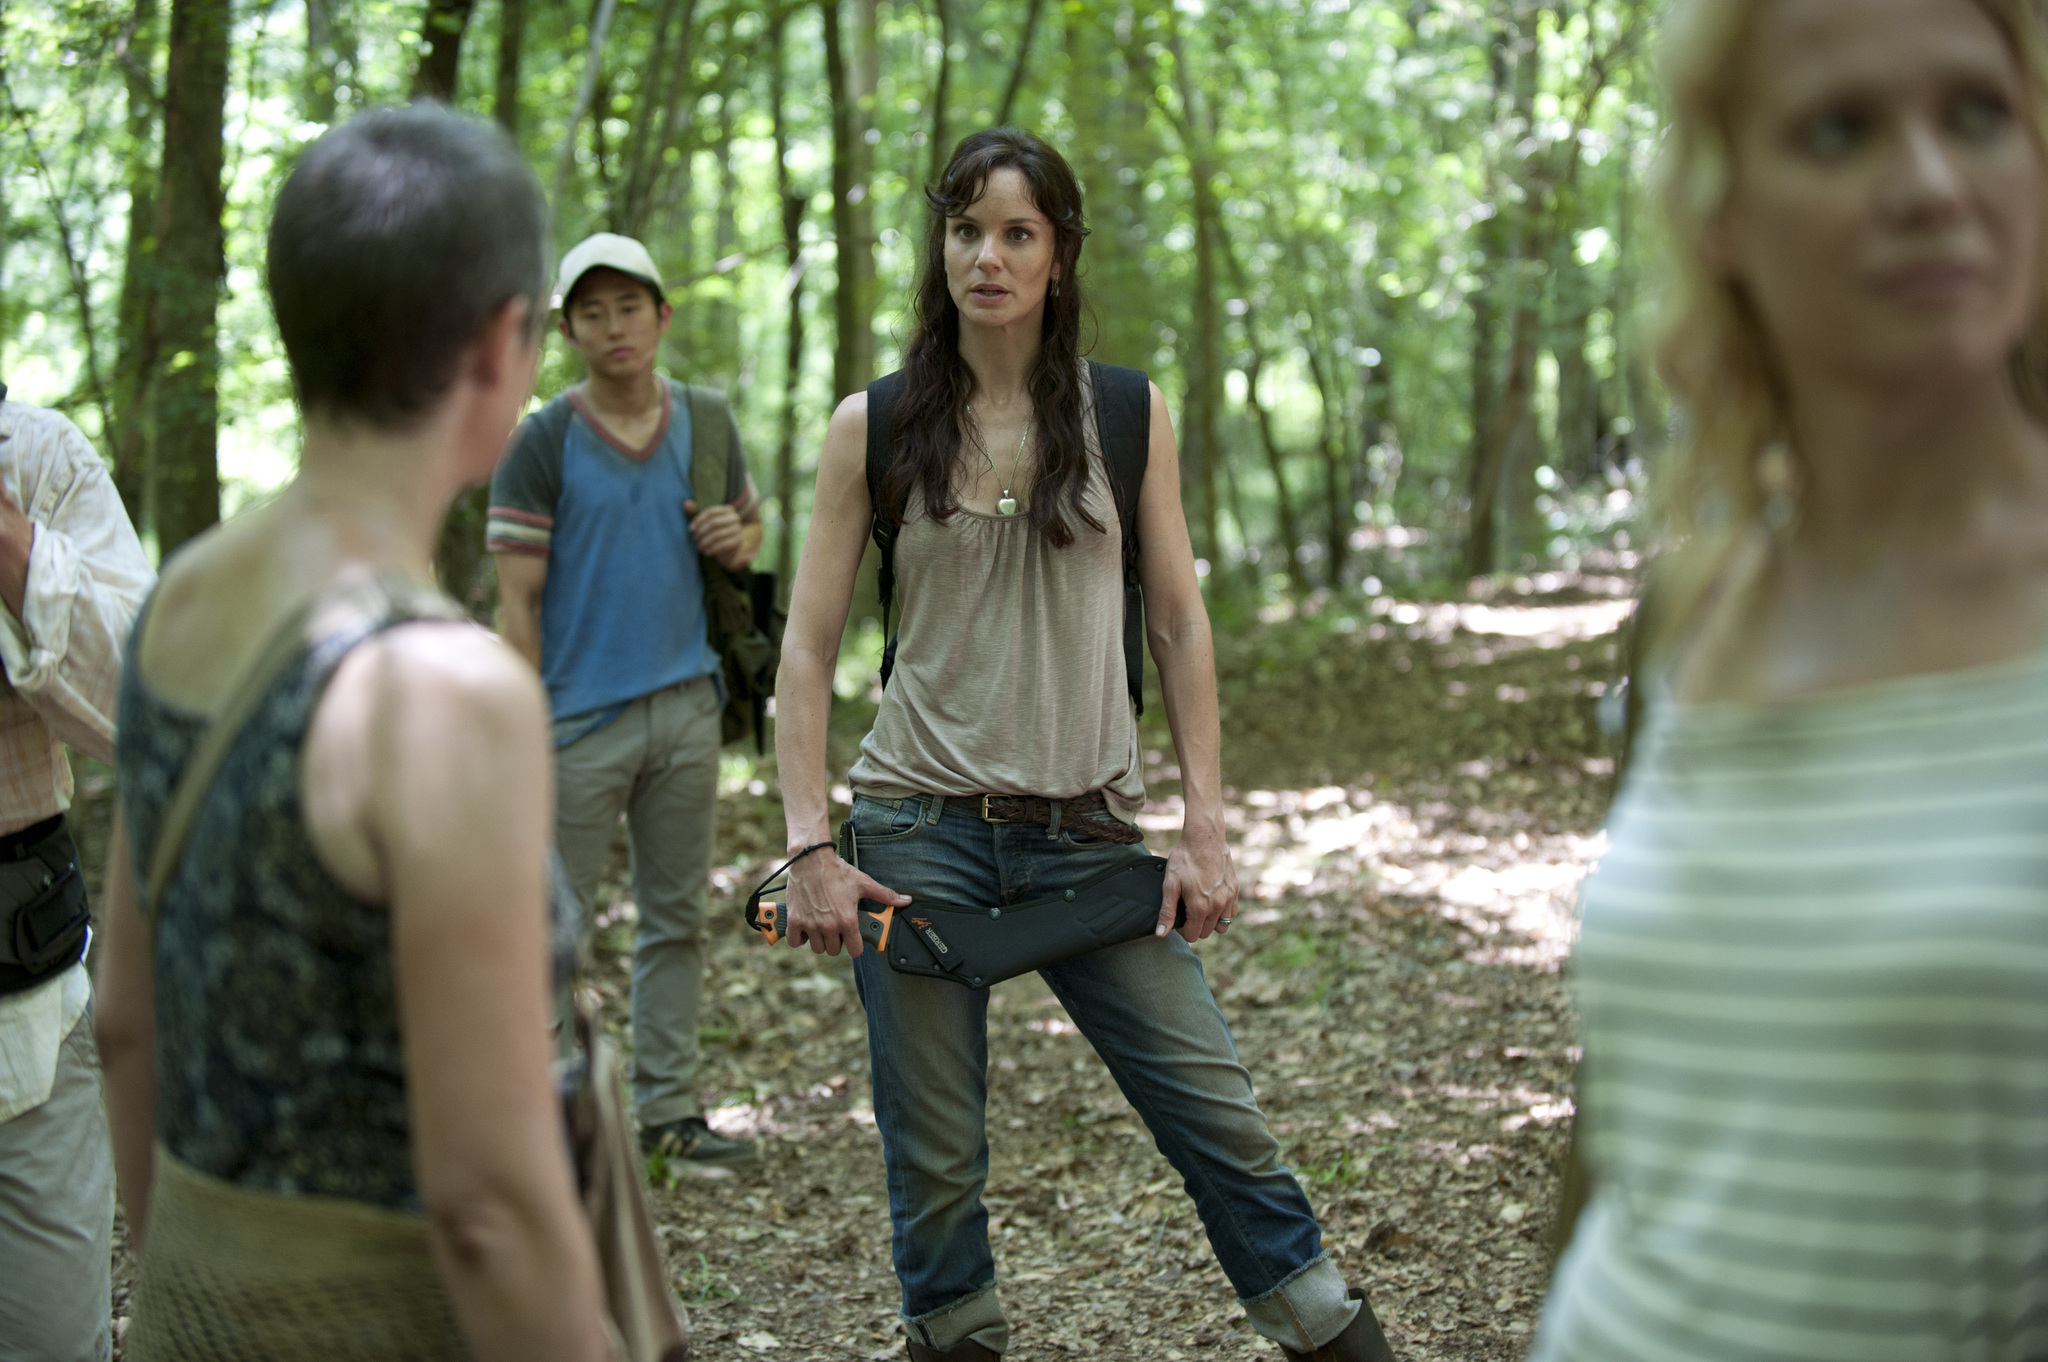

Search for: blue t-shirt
xmin=486 ymin=381 xmax=757 ymax=743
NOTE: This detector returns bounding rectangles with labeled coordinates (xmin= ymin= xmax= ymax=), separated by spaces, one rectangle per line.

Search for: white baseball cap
xmin=553 ymin=232 xmax=665 ymax=310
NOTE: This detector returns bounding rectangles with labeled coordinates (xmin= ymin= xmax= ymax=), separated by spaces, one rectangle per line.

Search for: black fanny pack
xmin=745 ymin=823 xmax=1184 ymax=990
xmin=0 ymin=814 xmax=89 ymax=998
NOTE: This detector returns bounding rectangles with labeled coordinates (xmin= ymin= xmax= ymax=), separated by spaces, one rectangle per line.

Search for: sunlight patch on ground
xmin=1146 ymin=785 xmax=1604 ymax=972
xmin=1374 ymin=596 xmax=1635 ymax=648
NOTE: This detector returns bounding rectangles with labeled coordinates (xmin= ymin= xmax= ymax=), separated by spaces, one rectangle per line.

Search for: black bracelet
xmin=786 ymin=840 xmax=836 ymax=869
xmin=744 ymin=841 xmax=838 ymax=929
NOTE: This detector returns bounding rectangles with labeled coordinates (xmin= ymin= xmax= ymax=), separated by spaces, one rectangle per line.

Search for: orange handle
xmin=752 ymin=902 xmax=893 ymax=952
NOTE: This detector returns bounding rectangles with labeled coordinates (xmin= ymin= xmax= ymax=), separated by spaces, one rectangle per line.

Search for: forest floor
xmin=91 ymin=578 xmax=1632 ymax=1362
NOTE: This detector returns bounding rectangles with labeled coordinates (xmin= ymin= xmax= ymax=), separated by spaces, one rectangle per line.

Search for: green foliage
xmin=1 ymin=0 xmax=1663 ymax=582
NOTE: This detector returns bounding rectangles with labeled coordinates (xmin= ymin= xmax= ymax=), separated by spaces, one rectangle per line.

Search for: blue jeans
xmin=847 ymin=793 xmax=1358 ymax=1355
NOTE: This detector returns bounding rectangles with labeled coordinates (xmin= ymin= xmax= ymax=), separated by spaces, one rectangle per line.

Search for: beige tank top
xmin=847 ymin=373 xmax=1145 ymax=817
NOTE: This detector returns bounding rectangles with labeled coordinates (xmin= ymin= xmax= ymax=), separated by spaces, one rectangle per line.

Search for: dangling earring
xmin=1757 ymin=442 xmax=1800 ymax=538
xmin=1052 ymin=277 xmax=1061 ymax=299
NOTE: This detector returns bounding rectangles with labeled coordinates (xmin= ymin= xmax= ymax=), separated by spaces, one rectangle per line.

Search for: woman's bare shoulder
xmin=138 ymin=506 xmax=305 ymax=707
xmin=345 ymin=619 xmax=543 ymax=734
xmin=816 ymin=391 xmax=874 ymax=490
xmin=827 ymin=390 xmax=870 ymax=442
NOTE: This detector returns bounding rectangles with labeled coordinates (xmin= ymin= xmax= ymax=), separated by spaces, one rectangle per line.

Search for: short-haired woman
xmin=1539 ymin=0 xmax=2048 ymax=1357
xmin=774 ymin=129 xmax=1393 ymax=1362
xmin=94 ymin=107 xmax=612 ymax=1360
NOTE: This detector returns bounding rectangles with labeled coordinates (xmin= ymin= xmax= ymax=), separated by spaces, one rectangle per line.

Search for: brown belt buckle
xmin=980 ymin=795 xmax=1010 ymax=823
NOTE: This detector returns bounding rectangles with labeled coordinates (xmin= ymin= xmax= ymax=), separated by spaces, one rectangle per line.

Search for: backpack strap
xmin=681 ymin=382 xmax=731 ymax=508
xmin=145 ymin=605 xmax=316 ymax=919
xmin=1088 ymin=360 xmax=1152 ymax=715
xmin=865 ymin=371 xmax=910 ymax=687
xmin=526 ymin=393 xmax=577 ymax=467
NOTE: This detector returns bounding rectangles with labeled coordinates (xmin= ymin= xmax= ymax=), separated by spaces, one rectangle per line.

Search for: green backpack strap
xmin=677 ymin=381 xmax=783 ymax=753
xmin=682 ymin=382 xmax=731 ymax=509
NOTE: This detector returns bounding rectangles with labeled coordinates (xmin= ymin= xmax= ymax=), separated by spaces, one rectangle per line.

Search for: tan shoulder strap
xmin=142 ymin=572 xmax=463 ymax=920
xmin=683 ymin=384 xmax=731 ymax=509
xmin=144 ymin=602 xmax=317 ymax=919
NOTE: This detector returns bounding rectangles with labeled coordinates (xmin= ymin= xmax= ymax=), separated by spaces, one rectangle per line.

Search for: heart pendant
xmin=997 ymin=496 xmax=1018 ymax=516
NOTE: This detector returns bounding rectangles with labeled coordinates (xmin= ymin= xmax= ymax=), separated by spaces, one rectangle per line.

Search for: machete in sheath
xmin=745 ymin=854 xmax=1186 ymax=990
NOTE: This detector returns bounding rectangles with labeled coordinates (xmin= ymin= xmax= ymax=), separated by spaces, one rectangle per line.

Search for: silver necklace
xmin=967 ymin=404 xmax=1031 ymax=516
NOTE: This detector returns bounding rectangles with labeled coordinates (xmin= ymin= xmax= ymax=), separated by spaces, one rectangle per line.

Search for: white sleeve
xmin=0 ymin=418 xmax=154 ymax=764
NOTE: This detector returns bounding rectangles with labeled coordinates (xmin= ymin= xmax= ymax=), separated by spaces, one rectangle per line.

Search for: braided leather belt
xmin=942 ymin=791 xmax=1143 ymax=845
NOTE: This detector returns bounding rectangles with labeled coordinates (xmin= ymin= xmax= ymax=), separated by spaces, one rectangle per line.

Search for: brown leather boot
xmin=906 ymin=1340 xmax=1000 ymax=1362
xmin=1278 ymin=1288 xmax=1395 ymax=1362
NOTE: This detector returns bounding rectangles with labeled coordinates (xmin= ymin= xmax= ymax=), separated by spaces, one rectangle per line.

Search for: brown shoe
xmin=906 ymin=1341 xmax=999 ymax=1362
xmin=1278 ymin=1288 xmax=1394 ymax=1362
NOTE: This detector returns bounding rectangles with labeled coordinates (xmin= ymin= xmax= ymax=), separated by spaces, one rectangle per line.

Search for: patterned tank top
xmin=117 ymin=577 xmax=579 ymax=1211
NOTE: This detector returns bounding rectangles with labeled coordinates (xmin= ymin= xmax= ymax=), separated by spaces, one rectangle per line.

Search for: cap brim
xmin=553 ymin=267 xmax=666 ymax=312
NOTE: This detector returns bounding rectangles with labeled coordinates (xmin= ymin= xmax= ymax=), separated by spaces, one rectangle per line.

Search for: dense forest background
xmin=3 ymin=0 xmax=1662 ymax=617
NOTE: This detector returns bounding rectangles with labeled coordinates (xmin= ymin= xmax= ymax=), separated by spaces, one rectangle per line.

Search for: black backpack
xmin=864 ymin=360 xmax=1153 ymax=714
xmin=680 ymin=385 xmax=785 ymax=754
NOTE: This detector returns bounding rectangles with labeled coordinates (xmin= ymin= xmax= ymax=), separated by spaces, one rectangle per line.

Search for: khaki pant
xmin=555 ymin=676 xmax=722 ymax=1126
xmin=0 ymin=1009 xmax=113 ymax=1362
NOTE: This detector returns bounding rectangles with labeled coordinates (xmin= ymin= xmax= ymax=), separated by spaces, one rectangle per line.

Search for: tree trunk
xmin=1465 ymin=222 xmax=1503 ymax=579
xmin=712 ymin=94 xmax=739 ymax=364
xmin=1302 ymin=329 xmax=1352 ymax=584
xmin=1612 ymin=177 xmax=1663 ymax=462
xmin=1359 ymin=351 xmax=1400 ymax=516
xmin=1063 ymin=7 xmax=1156 ymax=366
xmin=1499 ymin=5 xmax=1550 ymax=567
xmin=1219 ymin=226 xmax=1305 ymax=595
xmin=772 ymin=12 xmax=805 ymax=602
xmin=824 ymin=0 xmax=878 ymax=399
xmin=1243 ymin=343 xmax=1306 ymax=595
xmin=409 ymin=0 xmax=477 ymax=102
xmin=1219 ymin=433 xmax=1254 ymax=595
xmin=304 ymin=0 xmax=352 ymax=122
xmin=1553 ymin=241 xmax=1599 ymax=483
xmin=15 ymin=124 xmax=112 ymax=439
xmin=615 ymin=0 xmax=686 ymax=235
xmin=646 ymin=0 xmax=699 ymax=251
xmin=927 ymin=0 xmax=952 ymax=185
xmin=1468 ymin=305 xmax=1541 ymax=580
xmin=995 ymin=0 xmax=1045 ymax=126
xmin=1464 ymin=3 xmax=1542 ymax=581
xmin=494 ymin=0 xmax=524 ymax=133
xmin=1159 ymin=17 xmax=1226 ymax=585
xmin=151 ymin=0 xmax=230 ymax=558
xmin=111 ymin=0 xmax=161 ymax=531
xmin=551 ymin=0 xmax=621 ymax=213
xmin=589 ymin=65 xmax=617 ymax=199
xmin=417 ymin=0 xmax=499 ymax=614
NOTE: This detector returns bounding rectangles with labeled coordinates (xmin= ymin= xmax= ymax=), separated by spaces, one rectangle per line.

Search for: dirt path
xmin=91 ymin=589 xmax=1627 ymax=1361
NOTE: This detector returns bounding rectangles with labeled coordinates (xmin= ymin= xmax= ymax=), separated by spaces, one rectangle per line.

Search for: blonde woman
xmin=1538 ymin=0 xmax=2048 ymax=1357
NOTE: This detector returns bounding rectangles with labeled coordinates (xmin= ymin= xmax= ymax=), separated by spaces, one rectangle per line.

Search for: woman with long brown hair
xmin=773 ymin=130 xmax=1394 ymax=1362
xmin=1539 ymin=0 xmax=2048 ymax=1356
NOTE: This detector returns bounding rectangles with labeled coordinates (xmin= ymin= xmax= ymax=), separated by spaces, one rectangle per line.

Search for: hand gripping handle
xmin=747 ymin=898 xmax=895 ymax=952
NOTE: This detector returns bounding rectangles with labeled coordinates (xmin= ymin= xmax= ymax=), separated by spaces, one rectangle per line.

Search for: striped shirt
xmin=1537 ymin=652 xmax=2048 ymax=1361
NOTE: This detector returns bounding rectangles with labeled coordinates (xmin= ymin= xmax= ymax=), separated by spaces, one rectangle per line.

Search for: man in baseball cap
xmin=550 ymin=231 xmax=665 ymax=311
xmin=489 ymin=233 xmax=763 ymax=1165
